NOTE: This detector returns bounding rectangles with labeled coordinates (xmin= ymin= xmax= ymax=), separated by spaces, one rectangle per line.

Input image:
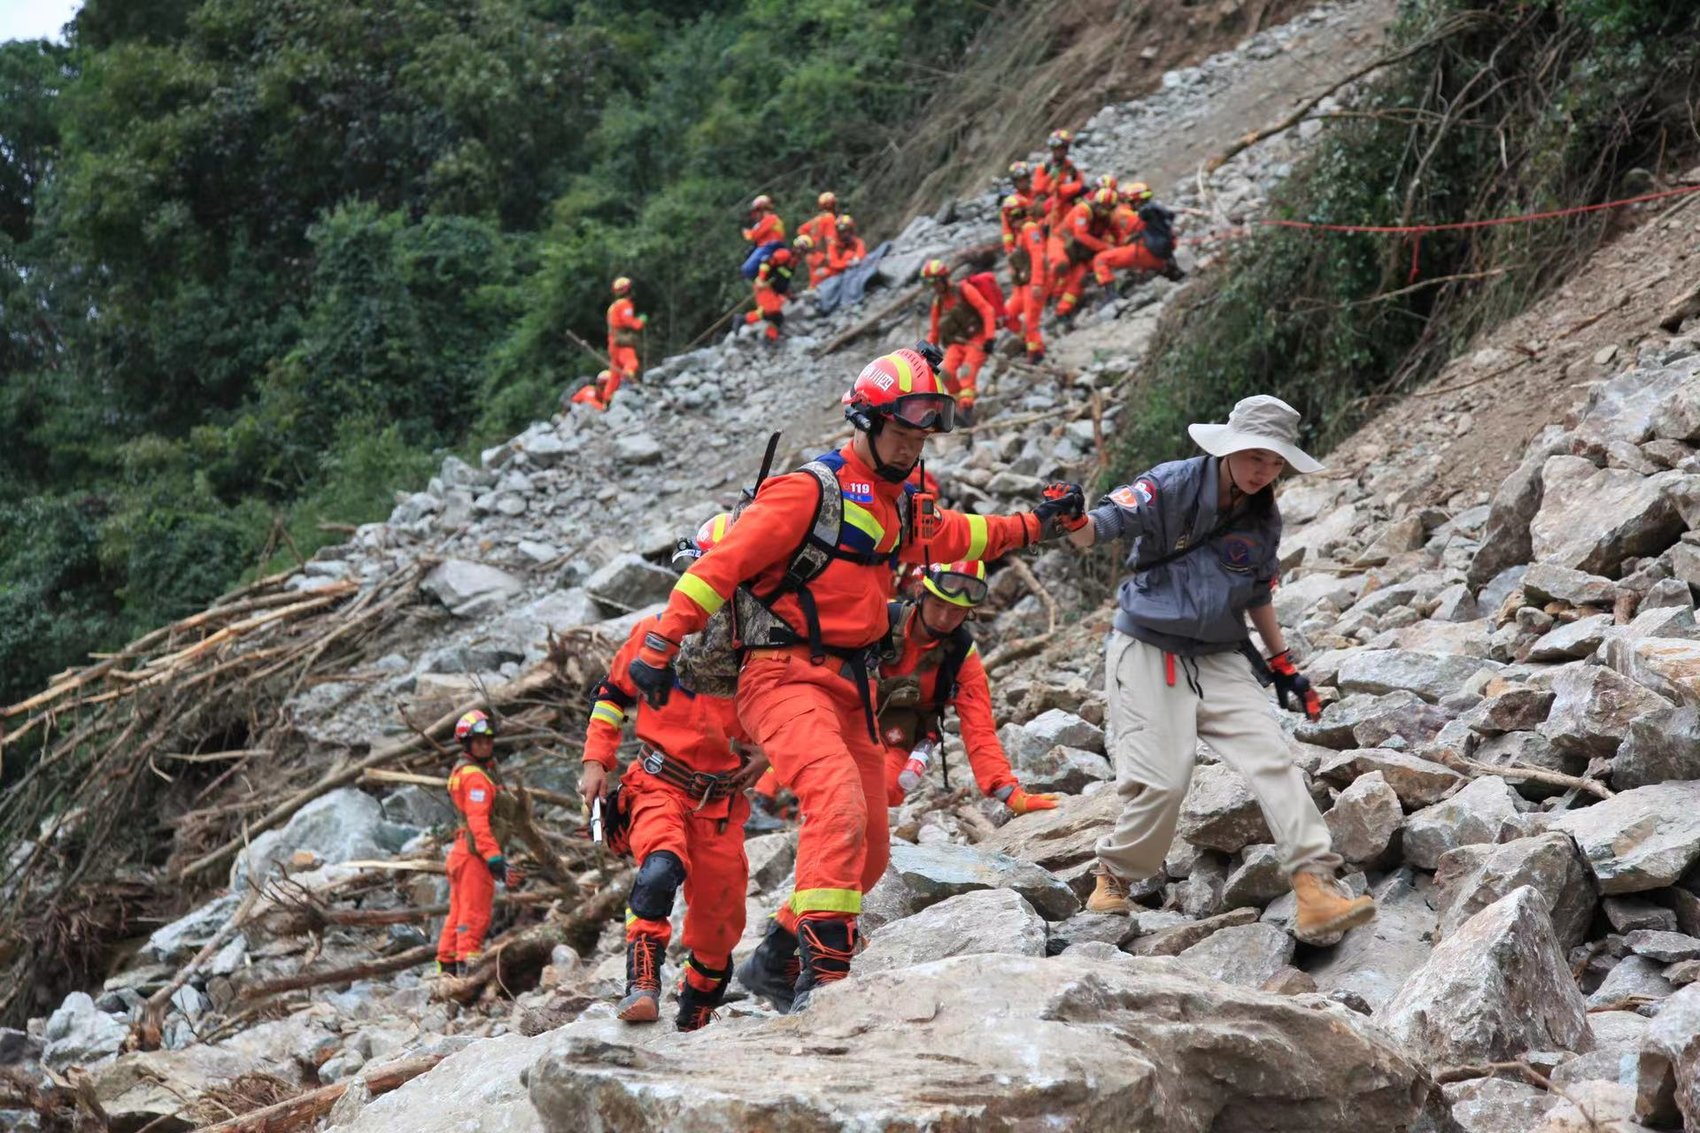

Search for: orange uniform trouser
xmin=1047 ymin=238 xmax=1091 ymax=317
xmin=807 ymin=251 xmax=836 ymax=287
xmin=744 ymin=288 xmax=785 ymax=340
xmin=1093 ymin=243 xmax=1167 ymax=286
xmin=1014 ymin=281 xmax=1046 ymax=355
xmin=607 ymin=344 xmax=639 ymax=383
xmin=438 ymin=840 xmax=495 ymax=964
xmin=738 ymin=651 xmax=889 ymax=934
xmin=623 ymin=774 xmax=750 ymax=972
xmin=941 ymin=341 xmax=988 ymax=407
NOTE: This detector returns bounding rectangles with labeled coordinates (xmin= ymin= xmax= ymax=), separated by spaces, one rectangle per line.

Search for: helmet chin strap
xmin=867 ymin=419 xmax=917 ymax=483
xmin=915 ymin=603 xmax=954 ymax=640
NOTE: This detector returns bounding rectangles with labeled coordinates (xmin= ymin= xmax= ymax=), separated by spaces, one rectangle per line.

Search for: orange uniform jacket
xmin=742 ymin=212 xmax=786 ymax=246
xmin=606 ymin=297 xmax=645 ymax=347
xmin=656 ymin=445 xmax=1040 ymax=653
xmin=1111 ymin=204 xmax=1145 ymax=245
xmin=586 ymin=617 xmax=745 ymax=774
xmin=830 ymin=235 xmax=867 ymax=273
xmin=928 ymin=281 xmax=997 ymax=347
xmin=1061 ymin=200 xmax=1114 ymax=256
xmin=448 ymin=762 xmax=501 ymax=859
xmin=883 ymin=624 xmax=1017 ymax=798
xmin=1032 ymin=158 xmax=1083 ymax=222
xmin=799 ymin=211 xmax=840 ymax=257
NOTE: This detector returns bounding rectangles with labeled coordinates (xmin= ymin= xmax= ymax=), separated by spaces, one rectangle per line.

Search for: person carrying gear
xmin=1030 ymin=129 xmax=1084 ymax=230
xmin=829 ymin=214 xmax=867 ymax=273
xmin=1092 ymin=182 xmax=1182 ymax=294
xmin=1046 ymin=186 xmax=1118 ymax=320
xmin=579 ymin=516 xmax=768 ymax=1032
xmin=743 ymin=246 xmax=797 ymax=343
xmin=1002 ymin=194 xmax=1049 ymax=364
xmin=1065 ymin=395 xmax=1376 ymax=947
xmin=921 ymin=259 xmax=998 ymax=427
xmin=604 ymin=277 xmax=647 ymax=405
xmin=436 ymin=710 xmax=515 ymax=975
xmin=625 ymin=344 xmax=1085 ymax=1014
xmin=877 ymin=561 xmax=1058 ymax=814
xmin=799 ymin=192 xmax=842 ymax=287
xmin=740 ymin=194 xmax=788 ymax=279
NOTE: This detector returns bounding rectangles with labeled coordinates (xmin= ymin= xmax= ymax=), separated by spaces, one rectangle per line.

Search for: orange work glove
xmin=1004 ymin=787 xmax=1059 ymax=815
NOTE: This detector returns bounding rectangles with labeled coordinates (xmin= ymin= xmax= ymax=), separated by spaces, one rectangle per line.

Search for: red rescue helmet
xmin=1090 ymin=186 xmax=1118 ymax=210
xmin=750 ymin=194 xmax=773 ymax=213
xmin=454 ymin=709 xmax=496 ymax=750
xmin=611 ymin=276 xmax=632 ymax=296
xmin=1047 ymin=128 xmax=1074 ymax=149
xmin=1122 ymin=181 xmax=1154 ymax=205
xmin=843 ymin=347 xmax=957 ymax=436
xmin=674 ymin=511 xmax=735 ymax=566
xmin=923 ymin=560 xmax=989 ymax=608
xmin=1002 ymin=193 xmax=1032 ymax=219
xmin=770 ymin=247 xmax=795 ymax=267
xmin=920 ymin=258 xmax=950 ymax=282
xmin=1094 ymin=173 xmax=1118 ymax=193
xmin=837 ymin=213 xmax=857 ymax=233
xmin=817 ymin=190 xmax=838 ymax=210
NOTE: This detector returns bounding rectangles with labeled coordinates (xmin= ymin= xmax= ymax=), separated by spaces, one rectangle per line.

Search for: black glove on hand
xmin=1034 ymin=481 xmax=1087 ymax=539
xmin=1268 ymin=650 xmax=1322 ymax=721
xmin=628 ymin=632 xmax=678 ymax=709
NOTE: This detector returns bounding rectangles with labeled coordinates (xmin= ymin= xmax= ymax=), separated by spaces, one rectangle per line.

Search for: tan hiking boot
xmin=1291 ymin=871 xmax=1376 ymax=945
xmin=1085 ymin=866 xmax=1132 ymax=915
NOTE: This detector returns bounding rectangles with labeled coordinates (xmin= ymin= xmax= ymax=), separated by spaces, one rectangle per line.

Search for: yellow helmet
xmin=750 ymin=194 xmax=773 ymax=212
xmin=1121 ymin=181 xmax=1153 ymax=205
xmin=818 ymin=190 xmax=838 ymax=210
xmin=922 ymin=560 xmax=989 ymax=608
xmin=1095 ymin=173 xmax=1118 ymax=193
xmin=920 ymin=258 xmax=950 ymax=281
xmin=793 ymin=233 xmax=815 ymax=251
xmin=1047 ymin=128 xmax=1074 ymax=149
xmin=611 ymin=276 xmax=632 ymax=295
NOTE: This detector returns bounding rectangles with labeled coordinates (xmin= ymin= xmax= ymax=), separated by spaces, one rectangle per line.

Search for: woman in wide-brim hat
xmin=1061 ymin=394 xmax=1376 ymax=945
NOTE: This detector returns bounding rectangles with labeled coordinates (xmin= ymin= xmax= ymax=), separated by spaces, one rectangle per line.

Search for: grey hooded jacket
xmin=1087 ymin=455 xmax=1281 ymax=656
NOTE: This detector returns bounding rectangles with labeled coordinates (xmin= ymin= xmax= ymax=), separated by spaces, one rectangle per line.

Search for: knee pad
xmin=630 ymin=850 xmax=686 ymax=921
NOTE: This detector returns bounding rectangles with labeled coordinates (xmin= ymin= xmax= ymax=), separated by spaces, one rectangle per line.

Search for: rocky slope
xmin=8 ymin=1 xmax=1700 ymax=1130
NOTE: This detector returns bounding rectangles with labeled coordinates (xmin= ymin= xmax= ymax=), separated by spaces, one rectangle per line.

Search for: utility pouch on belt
xmin=600 ymin=781 xmax=633 ymax=855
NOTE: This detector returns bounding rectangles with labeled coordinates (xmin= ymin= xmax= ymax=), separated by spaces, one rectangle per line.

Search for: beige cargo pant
xmin=1095 ymin=631 xmax=1340 ymax=881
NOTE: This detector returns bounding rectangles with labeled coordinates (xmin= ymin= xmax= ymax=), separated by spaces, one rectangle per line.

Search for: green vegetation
xmin=0 ymin=0 xmax=992 ymax=704
xmin=1112 ymin=0 xmax=1700 ymax=481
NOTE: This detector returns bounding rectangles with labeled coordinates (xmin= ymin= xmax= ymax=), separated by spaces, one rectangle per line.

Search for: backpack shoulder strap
xmin=936 ymin=625 xmax=975 ymax=704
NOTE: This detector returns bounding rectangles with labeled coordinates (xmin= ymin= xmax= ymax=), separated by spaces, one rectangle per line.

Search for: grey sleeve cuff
xmin=1088 ymin=503 xmax=1126 ymax=542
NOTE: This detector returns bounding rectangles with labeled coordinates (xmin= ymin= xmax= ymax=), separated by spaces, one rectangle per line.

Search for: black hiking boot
xmin=791 ymin=917 xmax=856 ymax=1014
xmin=675 ymin=954 xmax=732 ymax=1032
xmin=736 ymin=918 xmax=800 ymax=1014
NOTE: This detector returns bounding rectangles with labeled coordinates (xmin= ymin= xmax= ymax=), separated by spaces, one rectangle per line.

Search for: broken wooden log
xmin=196 ymin=1053 xmax=444 ymax=1133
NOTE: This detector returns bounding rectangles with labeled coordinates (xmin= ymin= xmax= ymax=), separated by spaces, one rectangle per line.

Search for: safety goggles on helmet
xmin=886 ymin=392 xmax=957 ymax=433
xmin=455 ymin=709 xmax=495 ymax=744
xmin=924 ymin=567 xmax=989 ymax=607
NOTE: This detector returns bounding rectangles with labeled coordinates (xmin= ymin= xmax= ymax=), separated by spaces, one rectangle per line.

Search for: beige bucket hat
xmin=1187 ymin=394 xmax=1324 ymax=474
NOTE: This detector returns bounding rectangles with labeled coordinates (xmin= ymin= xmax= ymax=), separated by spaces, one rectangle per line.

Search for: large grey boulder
xmin=1634 ymin=982 xmax=1700 ymax=1127
xmin=858 ymin=889 xmax=1046 ymax=974
xmin=1336 ymin=650 xmax=1501 ymax=704
xmin=1316 ymin=748 xmax=1463 ymax=808
xmin=1614 ymin=705 xmax=1700 ymax=789
xmin=1525 ymin=614 xmax=1615 ymax=662
xmin=1020 ymin=708 xmax=1104 ymax=754
xmin=1467 ymin=427 xmax=1571 ymax=589
xmin=1442 ymin=1078 xmax=1559 ymax=1133
xmin=1178 ymin=763 xmax=1271 ymax=853
xmin=584 ymin=553 xmax=677 ymax=614
xmin=1527 ymin=457 xmax=1685 ymax=576
xmin=1296 ymin=691 xmax=1426 ymax=750
xmin=422 ymin=559 xmax=523 ymax=614
xmin=1401 ymin=776 xmax=1529 ymax=870
xmin=527 ymin=954 xmax=1427 ymax=1132
xmin=1309 ymin=869 xmax=1434 ymax=1012
xmin=1375 ymin=886 xmax=1591 ymax=1066
xmin=1541 ymin=664 xmax=1672 ymax=758
xmin=1323 ymin=771 xmax=1402 ymax=866
xmin=1520 ymin=562 xmax=1621 ymax=607
xmin=139 ymin=893 xmax=242 ymax=964
xmin=976 ymin=790 xmax=1121 ymax=873
xmin=1175 ymin=923 xmax=1294 ymax=989
xmin=1013 ymin=744 xmax=1113 ymax=794
xmin=1550 ymin=781 xmax=1700 ymax=894
xmin=231 ymin=788 xmax=384 ymax=891
xmin=42 ymin=992 xmax=128 ymax=1071
xmin=886 ymin=840 xmax=1079 ymax=921
xmin=1430 ymin=832 xmax=1596 ymax=950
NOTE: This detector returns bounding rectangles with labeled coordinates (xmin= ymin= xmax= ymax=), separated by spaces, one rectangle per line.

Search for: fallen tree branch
xmin=1005 ymin=557 xmax=1058 ymax=636
xmin=1438 ymin=753 xmax=1614 ymax=799
xmin=320 ymin=888 xmax=563 ymax=927
xmin=443 ymin=870 xmax=631 ymax=1005
xmin=360 ymin=767 xmax=580 ymax=811
xmin=133 ymin=883 xmax=262 ymax=1050
xmin=196 ymin=1053 xmax=444 ymax=1133
xmin=238 ymin=944 xmax=439 ymax=1002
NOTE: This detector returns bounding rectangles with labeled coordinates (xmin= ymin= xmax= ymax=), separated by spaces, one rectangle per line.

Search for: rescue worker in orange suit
xmin=1001 ymin=165 xmax=1034 ymax=252
xmin=1047 ymin=186 xmax=1118 ymax=320
xmin=829 ymin=214 xmax=867 ymax=273
xmin=624 ymin=344 xmax=1086 ymax=1012
xmin=1030 ymin=129 xmax=1084 ymax=230
xmin=436 ymin=710 xmax=515 ymax=975
xmin=569 ymin=369 xmax=619 ymax=413
xmin=579 ymin=518 xmax=768 ymax=1032
xmin=921 ymin=259 xmax=998 ymax=427
xmin=740 ymin=194 xmax=786 ymax=275
xmin=877 ymin=560 xmax=1059 ymax=814
xmin=1003 ymin=193 xmax=1049 ymax=364
xmin=603 ymin=277 xmax=647 ymax=404
xmin=743 ymin=245 xmax=797 ymax=343
xmin=799 ymin=191 xmax=842 ymax=287
xmin=1091 ymin=182 xmax=1180 ymax=301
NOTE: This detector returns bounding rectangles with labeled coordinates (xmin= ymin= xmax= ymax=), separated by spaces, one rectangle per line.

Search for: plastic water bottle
xmin=898 ymin=735 xmax=940 ymax=794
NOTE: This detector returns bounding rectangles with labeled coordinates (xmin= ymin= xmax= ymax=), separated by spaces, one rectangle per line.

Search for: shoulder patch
xmin=468 ymin=788 xmax=488 ymax=803
xmin=1111 ymin=478 xmax=1157 ymax=508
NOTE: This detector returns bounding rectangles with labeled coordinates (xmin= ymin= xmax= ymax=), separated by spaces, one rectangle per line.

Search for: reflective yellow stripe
xmin=591 ymin=702 xmax=624 ymax=728
xmin=790 ymin=888 xmax=862 ymax=915
xmin=963 ymin=513 xmax=989 ymax=560
xmin=891 ymin=352 xmax=914 ymax=393
xmin=625 ymin=909 xmax=637 ymax=926
xmin=842 ymin=499 xmax=887 ymax=548
xmin=675 ymin=572 xmax=726 ymax=615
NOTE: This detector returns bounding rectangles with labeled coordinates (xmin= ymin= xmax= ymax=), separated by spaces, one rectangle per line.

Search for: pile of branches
xmin=0 ymin=564 xmax=428 ymax=1027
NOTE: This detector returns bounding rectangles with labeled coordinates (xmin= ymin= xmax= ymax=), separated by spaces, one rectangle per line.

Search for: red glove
xmin=1036 ymin=482 xmax=1089 ymax=535
xmin=1004 ymin=787 xmax=1059 ymax=815
xmin=1268 ymin=650 xmax=1322 ymax=721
